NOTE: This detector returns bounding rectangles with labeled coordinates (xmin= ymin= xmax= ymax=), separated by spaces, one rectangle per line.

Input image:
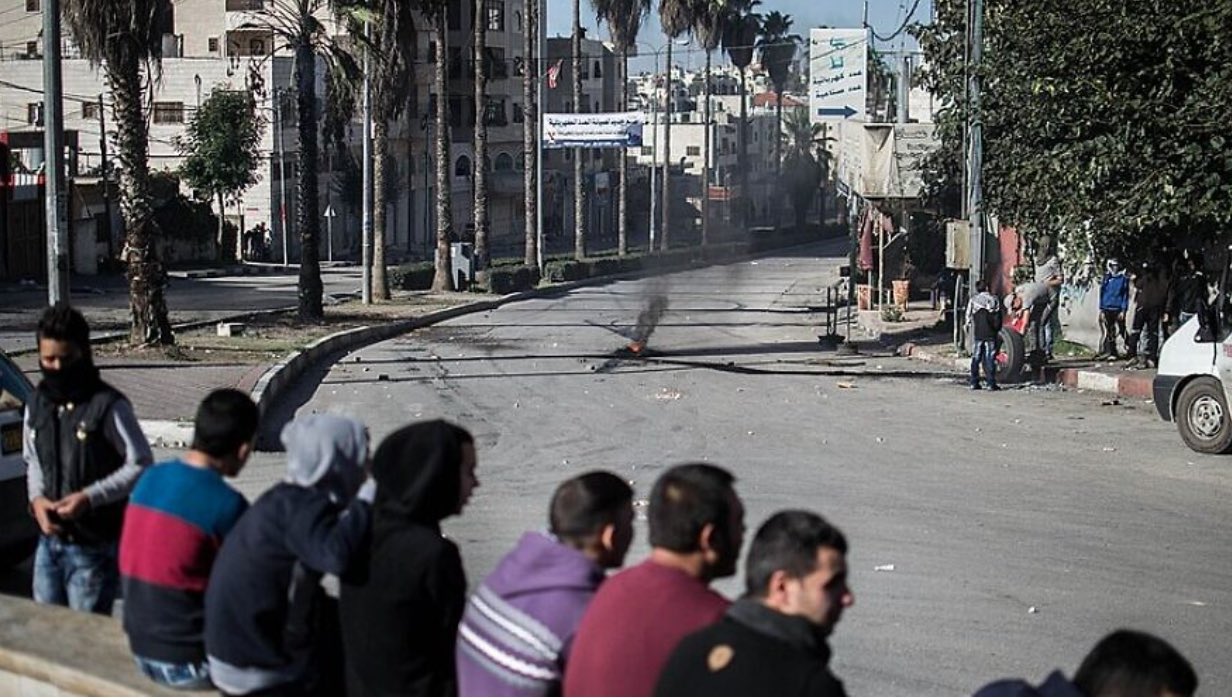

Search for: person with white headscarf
xmin=204 ymin=414 xmax=374 ymax=696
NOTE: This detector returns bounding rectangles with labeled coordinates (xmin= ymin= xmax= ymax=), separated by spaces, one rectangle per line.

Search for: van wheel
xmin=1176 ymin=378 xmax=1232 ymax=454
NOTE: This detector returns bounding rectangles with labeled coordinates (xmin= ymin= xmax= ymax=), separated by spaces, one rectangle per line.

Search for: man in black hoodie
xmin=656 ymin=510 xmax=852 ymax=697
xmin=340 ymin=419 xmax=479 ymax=696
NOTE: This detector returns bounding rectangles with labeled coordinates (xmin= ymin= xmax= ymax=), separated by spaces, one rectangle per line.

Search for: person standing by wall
xmin=1098 ymin=259 xmax=1131 ymax=359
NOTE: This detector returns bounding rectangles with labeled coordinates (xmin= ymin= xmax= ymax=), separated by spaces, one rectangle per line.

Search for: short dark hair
xmin=191 ymin=389 xmax=260 ymax=458
xmin=975 ymin=279 xmax=989 ymax=293
xmin=647 ymin=463 xmax=736 ymax=553
xmin=36 ymin=303 xmax=91 ymax=356
xmin=745 ymin=510 xmax=848 ymax=597
xmin=549 ymin=471 xmax=634 ymax=543
xmin=1074 ymin=630 xmax=1197 ymax=697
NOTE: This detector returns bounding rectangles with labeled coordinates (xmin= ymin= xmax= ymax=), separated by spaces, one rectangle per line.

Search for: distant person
xmin=974 ymin=629 xmax=1197 ymax=697
xmin=204 ymin=414 xmax=373 ymax=696
xmin=119 ymin=389 xmax=258 ymax=689
xmin=1126 ymin=263 xmax=1167 ymax=369
xmin=340 ymin=420 xmax=480 ymax=696
xmin=932 ymin=268 xmax=958 ymax=312
xmin=1168 ymin=251 xmax=1207 ymax=332
xmin=24 ymin=303 xmax=153 ymax=615
xmin=1097 ymin=259 xmax=1130 ymax=359
xmin=457 ymin=471 xmax=635 ymax=696
xmin=656 ymin=510 xmax=853 ymax=696
xmin=967 ymin=279 xmax=1003 ymax=391
xmin=563 ymin=463 xmax=745 ymax=697
xmin=1034 ymin=236 xmax=1065 ymax=360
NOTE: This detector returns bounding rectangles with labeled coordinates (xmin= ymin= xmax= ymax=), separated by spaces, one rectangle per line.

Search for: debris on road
xmin=1101 ymin=398 xmax=1121 ymax=406
xmin=656 ymin=388 xmax=684 ymax=401
xmin=1028 ymin=606 xmax=1039 ymax=614
xmin=1103 ymin=446 xmax=1117 ymax=452
xmin=837 ymin=381 xmax=857 ymax=389
xmin=875 ymin=437 xmax=884 ymax=444
xmin=874 ymin=564 xmax=895 ymax=572
xmin=377 ymin=374 xmax=389 ymax=381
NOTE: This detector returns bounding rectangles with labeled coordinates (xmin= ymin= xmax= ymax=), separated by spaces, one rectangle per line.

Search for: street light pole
xmin=361 ymin=21 xmax=373 ymax=305
xmin=43 ymin=0 xmax=69 ymax=305
xmin=274 ymin=89 xmax=289 ymax=266
xmin=967 ymin=0 xmax=985 ymax=283
xmin=649 ymin=51 xmax=658 ymax=252
xmin=536 ymin=0 xmax=546 ymax=270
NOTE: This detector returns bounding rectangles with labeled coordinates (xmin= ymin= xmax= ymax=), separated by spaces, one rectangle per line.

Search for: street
xmin=249 ymin=244 xmax=1232 ymax=695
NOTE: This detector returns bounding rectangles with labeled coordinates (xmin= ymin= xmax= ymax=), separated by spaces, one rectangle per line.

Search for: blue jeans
xmin=134 ymin=655 xmax=213 ymax=690
xmin=971 ymin=339 xmax=998 ymax=388
xmin=32 ymin=536 xmax=118 ymax=615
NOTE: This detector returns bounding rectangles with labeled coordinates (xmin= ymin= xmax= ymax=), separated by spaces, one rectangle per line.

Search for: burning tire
xmin=995 ymin=327 xmax=1025 ymax=384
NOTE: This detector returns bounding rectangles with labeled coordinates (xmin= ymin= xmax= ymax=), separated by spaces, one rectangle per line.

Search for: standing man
xmin=655 ymin=510 xmax=854 ymax=696
xmin=24 ymin=303 xmax=153 ymax=614
xmin=1034 ymin=236 xmax=1065 ymax=361
xmin=1005 ymin=281 xmax=1053 ymax=373
xmin=1098 ymin=258 xmax=1130 ymax=359
xmin=563 ymin=463 xmax=745 ymax=697
xmin=967 ymin=280 xmax=1003 ymax=391
xmin=1127 ymin=263 xmax=1167 ymax=369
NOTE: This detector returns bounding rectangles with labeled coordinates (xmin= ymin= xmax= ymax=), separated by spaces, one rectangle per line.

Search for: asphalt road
xmin=265 ymin=243 xmax=1232 ymax=695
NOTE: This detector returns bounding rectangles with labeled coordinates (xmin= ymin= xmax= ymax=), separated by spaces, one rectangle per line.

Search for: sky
xmin=544 ymin=0 xmax=933 ymax=73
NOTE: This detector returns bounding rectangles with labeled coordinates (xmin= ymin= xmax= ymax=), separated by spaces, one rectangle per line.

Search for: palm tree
xmin=757 ymin=11 xmax=801 ymax=181
xmin=422 ymin=0 xmax=455 ymax=290
xmin=250 ymin=0 xmax=367 ymax=321
xmin=781 ymin=106 xmax=824 ymax=229
xmin=370 ymin=0 xmax=417 ymax=301
xmin=473 ymin=0 xmax=490 ymax=279
xmin=572 ymin=0 xmax=588 ymax=260
xmin=722 ymin=0 xmax=760 ymax=229
xmin=692 ymin=0 xmax=729 ymax=246
xmin=658 ymin=0 xmax=695 ymax=250
xmin=522 ymin=0 xmax=539 ymax=267
xmin=590 ymin=0 xmax=651 ymax=257
xmin=62 ymin=0 xmax=174 ymax=344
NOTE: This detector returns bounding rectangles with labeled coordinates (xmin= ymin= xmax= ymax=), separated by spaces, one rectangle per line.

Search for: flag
xmin=546 ymin=59 xmax=562 ymax=89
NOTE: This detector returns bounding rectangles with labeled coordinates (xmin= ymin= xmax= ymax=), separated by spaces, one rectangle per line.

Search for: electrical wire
xmin=868 ymin=0 xmax=923 ymax=42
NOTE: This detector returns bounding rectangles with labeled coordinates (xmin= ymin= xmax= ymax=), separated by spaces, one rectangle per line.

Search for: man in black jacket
xmin=967 ymin=280 xmax=1004 ymax=390
xmin=655 ymin=510 xmax=853 ymax=697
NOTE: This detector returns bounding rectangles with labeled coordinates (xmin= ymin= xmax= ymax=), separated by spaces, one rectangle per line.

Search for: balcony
xmin=225 ymin=0 xmax=263 ymax=10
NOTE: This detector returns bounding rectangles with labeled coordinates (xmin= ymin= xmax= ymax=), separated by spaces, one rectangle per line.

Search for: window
xmin=25 ymin=0 xmax=39 ymax=11
xmin=447 ymin=1 xmax=461 ymax=30
xmin=484 ymin=99 xmax=507 ymax=127
xmin=427 ymin=41 xmax=436 ymax=63
xmin=486 ymin=1 xmax=504 ymax=31
xmin=225 ymin=0 xmax=263 ymax=9
xmin=489 ymin=48 xmax=508 ymax=79
xmin=514 ymin=11 xmax=522 ymax=30
xmin=594 ymin=101 xmax=600 ymax=113
xmin=593 ymin=61 xmax=602 ymax=78
xmin=516 ymin=153 xmax=526 ymax=170
xmin=26 ymin=103 xmax=41 ymax=126
xmin=513 ymin=55 xmax=525 ymax=76
xmin=640 ymin=146 xmax=652 ymax=156
xmin=449 ymin=95 xmax=464 ymax=128
xmin=564 ymin=150 xmax=572 ymax=161
xmin=495 ymin=153 xmax=514 ymax=171
xmin=249 ymin=38 xmax=266 ymax=55
xmin=455 ymin=155 xmax=471 ymax=178
xmin=25 ymin=41 xmax=38 ymax=57
xmin=565 ymin=101 xmax=572 ymax=112
xmin=82 ymin=101 xmax=99 ymax=120
xmin=208 ymin=37 xmax=219 ymax=53
xmin=687 ymin=146 xmax=701 ymax=156
xmin=152 ymin=101 xmax=185 ymax=124
xmin=512 ymin=103 xmax=524 ymax=123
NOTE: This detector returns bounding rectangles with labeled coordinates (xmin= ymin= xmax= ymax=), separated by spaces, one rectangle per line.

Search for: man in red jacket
xmin=563 ymin=463 xmax=744 ymax=697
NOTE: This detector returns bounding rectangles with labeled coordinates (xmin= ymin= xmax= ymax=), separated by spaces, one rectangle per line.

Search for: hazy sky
xmin=544 ymin=0 xmax=932 ymax=71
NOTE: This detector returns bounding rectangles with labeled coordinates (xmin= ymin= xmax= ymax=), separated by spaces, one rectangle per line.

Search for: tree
xmin=422 ymin=0 xmax=456 ymax=291
xmin=591 ymin=0 xmax=651 ymax=257
xmin=722 ymin=0 xmax=760 ymax=229
xmin=782 ymin=106 xmax=825 ymax=229
xmin=250 ymin=0 xmax=367 ymax=321
xmin=176 ymin=89 xmax=266 ymax=263
xmin=62 ymin=0 xmax=174 ymax=345
xmin=692 ymin=0 xmax=729 ymax=246
xmin=522 ymin=0 xmax=539 ymax=267
xmin=757 ymin=11 xmax=800 ymax=180
xmin=571 ymin=0 xmax=588 ymax=260
xmin=473 ymin=0 xmax=491 ymax=279
xmin=658 ymin=0 xmax=696 ymax=250
xmin=915 ymin=0 xmax=1232 ymax=265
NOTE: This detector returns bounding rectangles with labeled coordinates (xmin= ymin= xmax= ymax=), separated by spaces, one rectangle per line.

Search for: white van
xmin=0 ymin=351 xmax=37 ymax=564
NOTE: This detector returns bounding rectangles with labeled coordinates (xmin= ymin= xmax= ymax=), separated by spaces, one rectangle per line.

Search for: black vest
xmin=28 ymin=383 xmax=128 ymax=545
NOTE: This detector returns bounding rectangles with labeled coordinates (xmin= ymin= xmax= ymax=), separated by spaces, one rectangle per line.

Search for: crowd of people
xmin=22 ymin=303 xmax=1201 ymax=696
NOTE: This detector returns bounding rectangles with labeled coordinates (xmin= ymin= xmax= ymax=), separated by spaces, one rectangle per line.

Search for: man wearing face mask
xmin=655 ymin=510 xmax=854 ymax=697
xmin=23 ymin=303 xmax=153 ymax=615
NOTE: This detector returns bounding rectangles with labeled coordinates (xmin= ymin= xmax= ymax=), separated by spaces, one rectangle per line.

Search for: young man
xmin=1098 ymin=259 xmax=1130 ymax=359
xmin=967 ymin=280 xmax=1003 ymax=391
xmin=119 ymin=389 xmax=258 ymax=689
xmin=975 ymin=629 xmax=1197 ymax=696
xmin=1034 ymin=237 xmax=1065 ymax=360
xmin=656 ymin=510 xmax=854 ymax=696
xmin=23 ymin=303 xmax=153 ymax=615
xmin=457 ymin=471 xmax=635 ymax=696
xmin=1006 ymin=281 xmax=1053 ymax=372
xmin=563 ymin=463 xmax=744 ymax=697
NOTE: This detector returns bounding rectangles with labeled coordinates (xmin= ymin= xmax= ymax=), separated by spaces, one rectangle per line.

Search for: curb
xmin=898 ymin=341 xmax=1155 ymax=399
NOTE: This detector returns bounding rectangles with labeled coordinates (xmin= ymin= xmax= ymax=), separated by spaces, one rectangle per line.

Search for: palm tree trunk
xmin=739 ymin=67 xmax=749 ymax=228
xmin=473 ymin=0 xmax=489 ymax=281
xmin=571 ymin=0 xmax=586 ymax=260
xmin=372 ymin=116 xmax=390 ymax=300
xmin=295 ymin=40 xmax=324 ymax=321
xmin=111 ymin=57 xmax=173 ymax=345
xmin=774 ymin=88 xmax=783 ymax=178
xmin=661 ymin=41 xmax=672 ymax=251
xmin=523 ymin=0 xmax=538 ymax=268
xmin=432 ymin=18 xmax=455 ymax=291
xmin=617 ymin=45 xmax=628 ymax=257
xmin=701 ymin=50 xmax=711 ymax=246
xmin=217 ymin=191 xmax=227 ymax=262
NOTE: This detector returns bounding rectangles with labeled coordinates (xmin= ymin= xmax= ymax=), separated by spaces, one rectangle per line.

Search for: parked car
xmin=0 ymin=350 xmax=37 ymax=564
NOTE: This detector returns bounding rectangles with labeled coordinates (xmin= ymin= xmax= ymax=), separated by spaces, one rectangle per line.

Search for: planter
xmin=857 ymin=284 xmax=873 ymax=310
xmin=892 ymin=279 xmax=911 ymax=309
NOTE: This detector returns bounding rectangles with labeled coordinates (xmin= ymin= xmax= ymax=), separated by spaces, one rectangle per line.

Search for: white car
xmin=0 ymin=351 xmax=37 ymax=564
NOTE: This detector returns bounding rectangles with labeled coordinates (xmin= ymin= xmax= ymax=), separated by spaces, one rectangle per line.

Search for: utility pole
xmin=361 ymin=21 xmax=373 ymax=305
xmin=967 ymin=0 xmax=985 ymax=283
xmin=536 ymin=0 xmax=546 ymax=270
xmin=43 ymin=0 xmax=69 ymax=305
xmin=274 ymin=89 xmax=289 ymax=266
xmin=648 ymin=54 xmax=658 ymax=252
xmin=97 ymin=94 xmax=113 ymax=264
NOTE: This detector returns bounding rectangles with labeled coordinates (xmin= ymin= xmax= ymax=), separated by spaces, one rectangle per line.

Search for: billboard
xmin=809 ymin=28 xmax=868 ymax=123
xmin=543 ymin=112 xmax=645 ymax=149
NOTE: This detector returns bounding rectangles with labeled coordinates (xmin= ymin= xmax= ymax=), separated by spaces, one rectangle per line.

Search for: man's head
xmin=191 ymin=389 xmax=260 ymax=477
xmin=1107 ymin=258 xmax=1121 ymax=274
xmin=975 ymin=280 xmax=989 ymax=294
xmin=550 ymin=471 xmax=635 ymax=569
xmin=1074 ymin=630 xmax=1197 ymax=697
xmin=648 ymin=463 xmax=744 ymax=581
xmin=36 ymin=303 xmax=91 ymax=373
xmin=745 ymin=510 xmax=852 ymax=637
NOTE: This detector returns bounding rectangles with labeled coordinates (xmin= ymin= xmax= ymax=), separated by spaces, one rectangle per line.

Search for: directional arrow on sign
xmin=817 ymin=105 xmax=858 ymax=119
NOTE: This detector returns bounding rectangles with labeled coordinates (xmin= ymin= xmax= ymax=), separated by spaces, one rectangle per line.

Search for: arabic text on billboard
xmin=809 ymin=28 xmax=867 ymax=122
xmin=544 ymin=112 xmax=645 ymax=149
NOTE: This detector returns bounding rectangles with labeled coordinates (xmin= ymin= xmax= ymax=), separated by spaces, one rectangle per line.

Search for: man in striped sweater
xmin=118 ymin=389 xmax=258 ymax=690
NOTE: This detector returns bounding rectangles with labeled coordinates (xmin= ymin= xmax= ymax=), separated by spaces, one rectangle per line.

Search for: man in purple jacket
xmin=457 ymin=471 xmax=635 ymax=696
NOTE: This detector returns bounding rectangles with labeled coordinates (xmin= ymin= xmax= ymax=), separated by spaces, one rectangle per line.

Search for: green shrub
xmin=388 ymin=262 xmax=435 ymax=290
xmin=487 ymin=265 xmax=541 ymax=294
